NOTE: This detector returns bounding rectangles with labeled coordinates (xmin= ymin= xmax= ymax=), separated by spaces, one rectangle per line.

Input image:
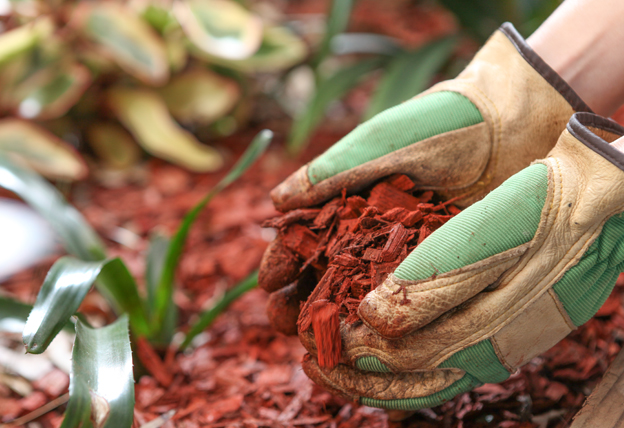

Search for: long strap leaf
xmin=288 ymin=58 xmax=385 ymax=153
xmin=60 ymin=316 xmax=134 ymax=428
xmin=363 ymin=36 xmax=457 ymax=120
xmin=0 ymin=296 xmax=32 ymax=333
xmin=312 ymin=0 xmax=355 ymax=68
xmin=152 ymin=130 xmax=272 ymax=327
xmin=23 ymin=256 xmax=150 ymax=354
xmin=0 ymin=156 xmax=106 ymax=261
xmin=145 ymin=233 xmax=177 ymax=345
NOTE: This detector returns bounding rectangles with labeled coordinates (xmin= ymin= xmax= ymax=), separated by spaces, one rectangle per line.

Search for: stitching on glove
xmin=421 ymin=80 xmax=500 ymax=199
xmin=463 ymin=82 xmax=502 ymax=187
xmin=567 ymin=113 xmax=624 ymax=172
xmin=547 ymin=288 xmax=576 ymax=331
xmin=489 ymin=336 xmax=515 ymax=372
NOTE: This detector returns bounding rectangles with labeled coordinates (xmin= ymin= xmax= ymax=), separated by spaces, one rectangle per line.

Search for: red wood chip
xmin=312 ymin=198 xmax=341 ymax=229
xmin=311 ymin=300 xmax=341 ymax=369
xmin=136 ymin=337 xmax=173 ymax=387
xmin=381 ymin=223 xmax=408 ymax=262
xmin=386 ymin=174 xmax=416 ymax=192
xmin=282 ymin=224 xmax=320 ymax=260
xmin=367 ymin=182 xmax=422 ymax=211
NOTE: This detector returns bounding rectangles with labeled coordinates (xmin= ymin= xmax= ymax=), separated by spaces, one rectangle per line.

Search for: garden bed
xmin=1 ymin=128 xmax=624 ymax=428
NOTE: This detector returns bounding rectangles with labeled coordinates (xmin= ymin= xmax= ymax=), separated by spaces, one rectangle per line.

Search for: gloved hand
xmin=300 ymin=112 xmax=624 ymax=410
xmin=260 ymin=22 xmax=592 ymax=335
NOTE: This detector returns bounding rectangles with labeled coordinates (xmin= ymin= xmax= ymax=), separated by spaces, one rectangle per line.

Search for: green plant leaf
xmin=0 ymin=26 xmax=63 ymax=100
xmin=288 ymin=57 xmax=385 ymax=152
xmin=312 ymin=0 xmax=354 ymax=67
xmin=145 ymin=234 xmax=170 ymax=311
xmin=0 ymin=119 xmax=87 ymax=181
xmin=142 ymin=4 xmax=177 ymax=34
xmin=180 ymin=271 xmax=257 ymax=350
xmin=72 ymin=2 xmax=169 ymax=85
xmin=23 ymin=257 xmax=102 ymax=354
xmin=189 ymin=26 xmax=307 ymax=73
xmin=0 ymin=296 xmax=32 ymax=333
xmin=330 ymin=33 xmax=402 ymax=56
xmin=8 ymin=62 xmax=92 ymax=120
xmin=163 ymin=28 xmax=188 ymax=73
xmin=108 ymin=87 xmax=223 ymax=172
xmin=60 ymin=316 xmax=134 ymax=428
xmin=94 ymin=258 xmax=151 ymax=337
xmin=438 ymin=0 xmax=519 ymax=42
xmin=145 ymin=233 xmax=177 ymax=345
xmin=364 ymin=36 xmax=457 ymax=120
xmin=174 ymin=0 xmax=263 ymax=60
xmin=160 ymin=68 xmax=240 ymax=125
xmin=0 ymin=18 xmax=53 ymax=67
xmin=152 ymin=130 xmax=272 ymax=327
xmin=22 ymin=257 xmax=150 ymax=354
xmin=86 ymin=122 xmax=141 ymax=169
xmin=0 ymin=155 xmax=104 ymax=260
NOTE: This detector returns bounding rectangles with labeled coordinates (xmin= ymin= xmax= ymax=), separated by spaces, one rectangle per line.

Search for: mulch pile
xmin=261 ymin=175 xmax=461 ymax=368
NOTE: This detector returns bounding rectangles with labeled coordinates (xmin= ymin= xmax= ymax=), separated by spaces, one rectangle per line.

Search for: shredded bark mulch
xmin=261 ymin=175 xmax=462 ymax=368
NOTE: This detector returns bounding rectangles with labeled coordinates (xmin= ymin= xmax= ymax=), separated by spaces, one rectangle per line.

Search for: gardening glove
xmin=260 ymin=22 xmax=592 ymax=334
xmin=300 ymin=112 xmax=624 ymax=410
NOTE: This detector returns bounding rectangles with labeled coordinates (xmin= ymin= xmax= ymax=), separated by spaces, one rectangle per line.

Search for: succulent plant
xmin=0 ymin=0 xmax=306 ymax=179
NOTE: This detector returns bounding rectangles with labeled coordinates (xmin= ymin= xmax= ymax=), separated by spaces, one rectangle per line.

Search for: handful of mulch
xmin=261 ymin=175 xmax=462 ymax=368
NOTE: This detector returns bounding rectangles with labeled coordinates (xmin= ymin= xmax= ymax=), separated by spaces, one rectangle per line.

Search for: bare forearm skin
xmin=527 ymin=0 xmax=624 ymax=117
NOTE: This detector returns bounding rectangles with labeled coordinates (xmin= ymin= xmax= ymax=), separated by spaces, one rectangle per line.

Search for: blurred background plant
xmin=0 ymin=0 xmax=562 ymax=176
xmin=0 ymin=0 xmax=305 ymax=180
xmin=287 ymin=0 xmax=562 ymax=151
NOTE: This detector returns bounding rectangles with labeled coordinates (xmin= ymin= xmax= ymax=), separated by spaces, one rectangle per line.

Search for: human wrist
xmin=526 ymin=0 xmax=624 ymax=116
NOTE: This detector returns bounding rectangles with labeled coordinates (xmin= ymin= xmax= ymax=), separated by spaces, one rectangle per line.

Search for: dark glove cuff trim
xmin=568 ymin=112 xmax=624 ymax=171
xmin=499 ymin=22 xmax=592 ymax=114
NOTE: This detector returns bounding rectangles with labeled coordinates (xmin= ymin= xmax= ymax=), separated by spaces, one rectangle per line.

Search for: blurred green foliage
xmin=288 ymin=0 xmax=562 ymax=152
xmin=0 ymin=0 xmax=304 ymax=178
xmin=0 ymin=0 xmax=562 ymax=166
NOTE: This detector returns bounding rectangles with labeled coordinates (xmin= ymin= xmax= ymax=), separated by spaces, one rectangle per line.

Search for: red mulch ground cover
xmin=2 ymin=0 xmax=624 ymax=422
xmin=2 ymin=127 xmax=624 ymax=428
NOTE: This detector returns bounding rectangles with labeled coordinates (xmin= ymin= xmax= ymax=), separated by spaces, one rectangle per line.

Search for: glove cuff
xmin=427 ymin=22 xmax=591 ymax=205
xmin=499 ymin=23 xmax=592 ymax=113
xmin=567 ymin=112 xmax=624 ymax=169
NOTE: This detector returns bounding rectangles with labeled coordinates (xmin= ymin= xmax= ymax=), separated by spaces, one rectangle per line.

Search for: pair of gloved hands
xmin=259 ymin=22 xmax=624 ymax=409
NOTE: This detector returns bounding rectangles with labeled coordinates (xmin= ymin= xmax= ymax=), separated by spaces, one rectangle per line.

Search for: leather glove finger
xmin=266 ymin=269 xmax=316 ymax=335
xmin=258 ymin=236 xmax=302 ymax=292
xmin=301 ymin=354 xmax=476 ymax=410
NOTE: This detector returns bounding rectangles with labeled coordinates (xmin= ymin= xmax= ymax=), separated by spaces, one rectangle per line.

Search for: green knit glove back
xmin=308 ymin=91 xmax=482 ymax=183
